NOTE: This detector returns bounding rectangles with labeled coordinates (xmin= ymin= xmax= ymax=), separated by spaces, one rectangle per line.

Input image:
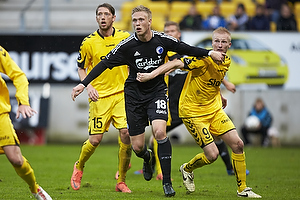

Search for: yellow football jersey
xmin=0 ymin=46 xmax=30 ymax=115
xmin=164 ymin=51 xmax=178 ymax=86
xmin=179 ymin=56 xmax=231 ymax=118
xmin=77 ymin=28 xmax=130 ymax=98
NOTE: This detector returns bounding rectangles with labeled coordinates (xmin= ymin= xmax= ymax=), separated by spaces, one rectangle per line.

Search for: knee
xmin=153 ymin=129 xmax=166 ymax=141
xmin=9 ymin=157 xmax=23 ymax=167
xmin=132 ymin=142 xmax=144 ymax=153
xmin=89 ymin=137 xmax=101 ymax=146
xmin=235 ymin=139 xmax=244 ymax=153
xmin=119 ymin=129 xmax=131 ymax=144
xmin=206 ymin=150 xmax=219 ymax=163
xmin=119 ymin=128 xmax=129 ymax=137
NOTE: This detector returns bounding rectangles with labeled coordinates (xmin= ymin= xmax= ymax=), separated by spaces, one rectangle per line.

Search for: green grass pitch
xmin=0 ymin=144 xmax=299 ymax=199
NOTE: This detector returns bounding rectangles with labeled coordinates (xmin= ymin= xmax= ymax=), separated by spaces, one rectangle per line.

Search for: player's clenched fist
xmin=71 ymin=83 xmax=85 ymax=101
xmin=136 ymin=72 xmax=154 ymax=82
xmin=210 ymin=50 xmax=226 ymax=63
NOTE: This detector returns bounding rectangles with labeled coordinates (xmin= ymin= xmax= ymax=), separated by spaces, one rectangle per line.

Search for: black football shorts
xmin=125 ymin=92 xmax=168 ymax=136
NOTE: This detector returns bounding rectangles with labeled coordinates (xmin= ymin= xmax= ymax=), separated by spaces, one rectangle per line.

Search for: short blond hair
xmin=132 ymin=5 xmax=152 ymax=19
xmin=213 ymin=27 xmax=231 ymax=41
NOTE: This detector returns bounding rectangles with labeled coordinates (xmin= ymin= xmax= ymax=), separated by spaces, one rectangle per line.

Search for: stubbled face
xmin=212 ymin=32 xmax=231 ymax=53
xmin=164 ymin=25 xmax=181 ymax=40
xmin=132 ymin=11 xmax=151 ymax=37
xmin=96 ymin=7 xmax=115 ymax=31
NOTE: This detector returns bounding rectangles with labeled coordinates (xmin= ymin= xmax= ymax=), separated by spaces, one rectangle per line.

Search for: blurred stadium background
xmin=0 ymin=0 xmax=300 ymax=32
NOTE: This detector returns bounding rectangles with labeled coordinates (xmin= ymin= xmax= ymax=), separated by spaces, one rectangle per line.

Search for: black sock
xmin=157 ymin=137 xmax=172 ymax=185
xmin=215 ymin=140 xmax=232 ymax=170
xmin=134 ymin=144 xmax=150 ymax=163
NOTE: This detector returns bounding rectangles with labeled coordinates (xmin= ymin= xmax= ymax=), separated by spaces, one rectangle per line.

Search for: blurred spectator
xmin=202 ymin=5 xmax=227 ymax=30
xmin=241 ymin=98 xmax=272 ymax=147
xmin=227 ymin=3 xmax=249 ymax=31
xmin=248 ymin=4 xmax=270 ymax=31
xmin=276 ymin=3 xmax=298 ymax=31
xmin=179 ymin=4 xmax=203 ymax=30
xmin=265 ymin=0 xmax=287 ymax=22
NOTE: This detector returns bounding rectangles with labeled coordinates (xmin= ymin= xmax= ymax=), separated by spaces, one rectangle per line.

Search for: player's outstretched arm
xmin=72 ymin=60 xmax=108 ymax=101
xmin=71 ymin=83 xmax=85 ymax=101
xmin=136 ymin=59 xmax=184 ymax=82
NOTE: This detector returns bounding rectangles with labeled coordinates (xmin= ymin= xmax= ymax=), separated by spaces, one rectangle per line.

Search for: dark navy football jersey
xmin=82 ymin=30 xmax=209 ymax=100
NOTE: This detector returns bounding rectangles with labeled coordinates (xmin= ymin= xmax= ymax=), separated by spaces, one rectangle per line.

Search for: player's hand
xmin=71 ymin=84 xmax=85 ymax=101
xmin=221 ymin=94 xmax=227 ymax=109
xmin=210 ymin=51 xmax=226 ymax=63
xmin=86 ymin=84 xmax=99 ymax=102
xmin=16 ymin=105 xmax=37 ymax=119
xmin=136 ymin=72 xmax=153 ymax=82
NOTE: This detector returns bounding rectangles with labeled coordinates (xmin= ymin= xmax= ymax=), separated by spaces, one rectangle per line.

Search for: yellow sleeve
xmin=180 ymin=56 xmax=206 ymax=70
xmin=167 ymin=51 xmax=176 ymax=58
xmin=222 ymin=56 xmax=231 ymax=71
xmin=0 ymin=46 xmax=30 ymax=106
xmin=77 ymin=34 xmax=93 ymax=69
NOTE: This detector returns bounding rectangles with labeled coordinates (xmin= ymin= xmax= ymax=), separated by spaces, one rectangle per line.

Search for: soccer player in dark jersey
xmin=136 ymin=27 xmax=261 ymax=198
xmin=71 ymin=5 xmax=224 ymax=197
xmin=70 ymin=3 xmax=132 ymax=193
xmin=136 ymin=21 xmax=242 ymax=180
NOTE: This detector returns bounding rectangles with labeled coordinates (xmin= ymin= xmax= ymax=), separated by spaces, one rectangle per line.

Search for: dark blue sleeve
xmin=81 ymin=61 xmax=108 ymax=86
xmin=261 ymin=109 xmax=272 ymax=128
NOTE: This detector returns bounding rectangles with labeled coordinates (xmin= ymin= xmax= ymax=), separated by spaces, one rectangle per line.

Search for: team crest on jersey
xmin=77 ymin=53 xmax=82 ymax=60
xmin=156 ymin=46 xmax=164 ymax=54
xmin=183 ymin=57 xmax=193 ymax=65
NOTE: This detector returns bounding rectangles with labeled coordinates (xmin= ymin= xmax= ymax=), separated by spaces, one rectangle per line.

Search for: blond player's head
xmin=132 ymin=5 xmax=152 ymax=19
xmin=132 ymin=5 xmax=152 ymax=37
xmin=212 ymin=27 xmax=231 ymax=53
